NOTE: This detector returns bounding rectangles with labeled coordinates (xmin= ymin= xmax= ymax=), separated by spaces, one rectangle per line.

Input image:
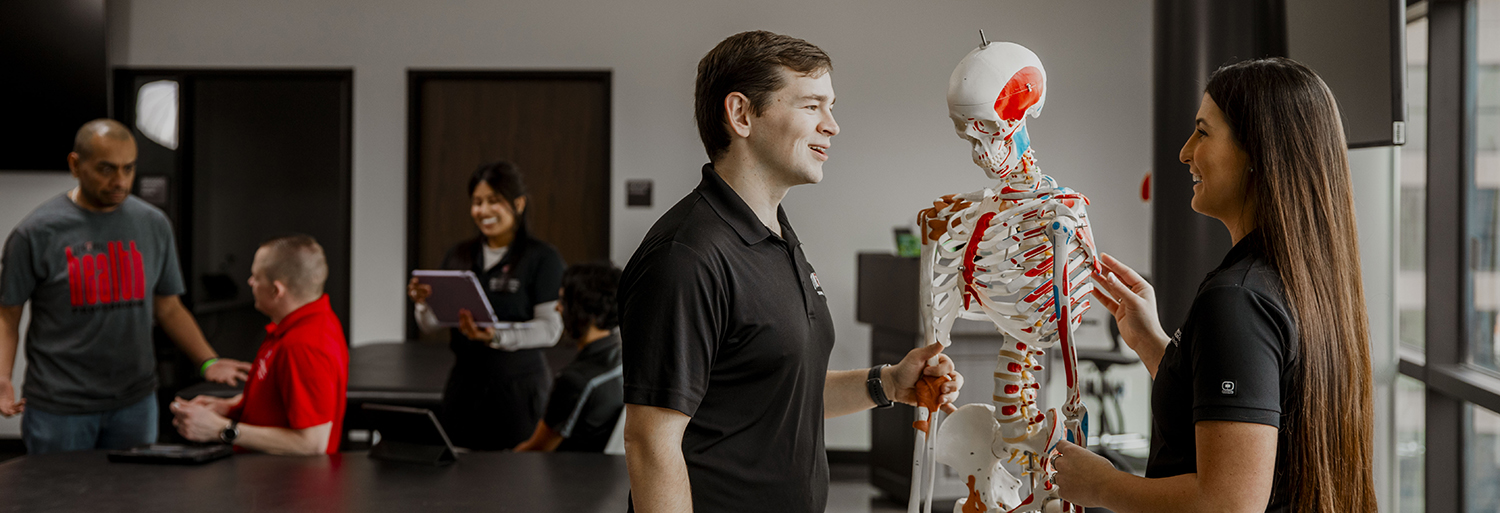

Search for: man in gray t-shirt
xmin=0 ymin=119 xmax=251 ymax=454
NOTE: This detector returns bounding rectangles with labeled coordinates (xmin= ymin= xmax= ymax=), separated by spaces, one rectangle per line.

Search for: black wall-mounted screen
xmin=0 ymin=0 xmax=107 ymax=171
xmin=1286 ymin=0 xmax=1406 ymax=148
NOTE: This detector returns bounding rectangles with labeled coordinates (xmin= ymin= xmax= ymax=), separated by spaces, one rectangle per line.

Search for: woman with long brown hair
xmin=1050 ymin=57 xmax=1377 ymax=512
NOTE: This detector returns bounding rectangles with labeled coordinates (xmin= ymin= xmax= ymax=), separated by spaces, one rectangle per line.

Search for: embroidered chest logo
xmin=1220 ymin=381 xmax=1236 ymax=395
xmin=256 ymin=348 xmax=276 ymax=381
xmin=65 ymin=241 xmax=147 ymax=311
xmin=810 ymin=272 xmax=825 ymax=297
xmin=1171 ymin=328 xmax=1182 ymax=346
xmin=489 ymin=276 xmax=521 ymax=293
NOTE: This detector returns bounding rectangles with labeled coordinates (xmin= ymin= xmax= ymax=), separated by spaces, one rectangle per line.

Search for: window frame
xmin=1401 ymin=1 xmax=1500 ymax=511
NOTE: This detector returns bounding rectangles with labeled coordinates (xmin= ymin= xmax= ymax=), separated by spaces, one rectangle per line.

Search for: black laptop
xmin=362 ymin=403 xmax=458 ymax=466
xmin=107 ymin=443 xmax=234 ymax=465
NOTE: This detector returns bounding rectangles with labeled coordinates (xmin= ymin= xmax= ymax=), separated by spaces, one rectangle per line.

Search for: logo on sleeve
xmin=1220 ymin=381 xmax=1236 ymax=395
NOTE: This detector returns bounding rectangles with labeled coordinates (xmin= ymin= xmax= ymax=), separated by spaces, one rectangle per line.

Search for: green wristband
xmin=200 ymin=358 xmax=220 ymax=377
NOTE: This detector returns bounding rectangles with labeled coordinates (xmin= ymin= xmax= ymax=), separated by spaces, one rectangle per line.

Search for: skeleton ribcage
xmin=924 ymin=182 xmax=1097 ymax=351
xmin=920 ymin=177 xmax=1098 ymax=448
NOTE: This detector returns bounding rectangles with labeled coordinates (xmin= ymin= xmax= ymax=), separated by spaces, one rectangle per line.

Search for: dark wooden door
xmin=408 ymin=72 xmax=611 ymax=339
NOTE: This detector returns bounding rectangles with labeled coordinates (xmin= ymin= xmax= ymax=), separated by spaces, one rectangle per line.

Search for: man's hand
xmin=187 ymin=394 xmax=241 ymax=417
xmin=887 ymin=342 xmax=963 ymax=413
xmin=0 ymin=378 xmax=24 ymax=417
xmin=204 ymin=359 xmax=252 ymax=386
xmin=171 ymin=398 xmax=231 ymax=443
xmin=457 ymin=309 xmax=497 ymax=342
xmin=0 ymin=305 xmax=24 ymax=417
xmin=1051 ymin=440 xmax=1119 ymax=507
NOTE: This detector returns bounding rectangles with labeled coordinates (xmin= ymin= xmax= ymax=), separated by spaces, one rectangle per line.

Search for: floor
xmin=826 ymin=462 xmax=950 ymax=513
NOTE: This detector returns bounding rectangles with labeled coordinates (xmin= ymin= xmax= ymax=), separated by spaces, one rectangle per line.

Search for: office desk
xmin=345 ymin=342 xmax=453 ymax=406
xmin=0 ymin=450 xmax=629 ymax=512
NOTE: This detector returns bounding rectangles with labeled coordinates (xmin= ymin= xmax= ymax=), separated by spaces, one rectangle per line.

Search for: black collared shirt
xmin=1147 ymin=233 xmax=1296 ymax=512
xmin=619 ymin=164 xmax=836 ymax=513
xmin=543 ymin=332 xmax=624 ymax=453
xmin=441 ymin=236 xmax=566 ymax=374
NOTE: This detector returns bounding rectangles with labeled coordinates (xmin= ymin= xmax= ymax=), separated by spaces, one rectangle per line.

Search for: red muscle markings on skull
xmin=994 ymin=66 xmax=1044 ymax=121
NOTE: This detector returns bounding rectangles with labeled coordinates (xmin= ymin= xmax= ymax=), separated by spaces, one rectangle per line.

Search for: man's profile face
xmin=247 ymin=247 xmax=280 ymax=316
xmin=68 ymin=135 xmax=137 ymax=209
xmin=745 ymin=68 xmax=839 ymax=187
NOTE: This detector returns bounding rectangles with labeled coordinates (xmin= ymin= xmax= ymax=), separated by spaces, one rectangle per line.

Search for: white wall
xmin=0 ymin=0 xmax=1153 ymax=449
xmin=0 ymin=173 xmax=78 ymax=437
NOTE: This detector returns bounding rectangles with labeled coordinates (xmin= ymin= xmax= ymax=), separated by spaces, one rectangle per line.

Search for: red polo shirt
xmin=228 ymin=295 xmax=348 ymax=454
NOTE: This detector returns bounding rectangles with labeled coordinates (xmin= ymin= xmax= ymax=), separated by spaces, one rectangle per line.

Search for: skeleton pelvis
xmin=998 ymin=407 xmax=1066 ymax=457
xmin=935 ymin=404 xmax=1022 ymax=511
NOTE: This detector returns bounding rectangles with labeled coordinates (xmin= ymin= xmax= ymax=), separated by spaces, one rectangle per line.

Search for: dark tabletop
xmin=0 ymin=450 xmax=628 ymax=513
xmin=345 ymin=342 xmax=454 ymax=403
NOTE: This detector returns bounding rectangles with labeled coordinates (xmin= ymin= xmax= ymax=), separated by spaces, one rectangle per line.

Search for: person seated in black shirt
xmin=514 ymin=262 xmax=623 ymax=453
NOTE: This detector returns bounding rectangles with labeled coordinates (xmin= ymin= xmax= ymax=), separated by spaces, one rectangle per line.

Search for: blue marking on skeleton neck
xmin=1014 ymin=125 xmax=1031 ymax=155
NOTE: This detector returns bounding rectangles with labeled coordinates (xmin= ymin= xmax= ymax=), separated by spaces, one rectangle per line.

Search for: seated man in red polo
xmin=170 ymin=235 xmax=348 ymax=455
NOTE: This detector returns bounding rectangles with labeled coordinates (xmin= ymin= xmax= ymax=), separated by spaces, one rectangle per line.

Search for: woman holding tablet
xmin=407 ymin=160 xmax=566 ymax=450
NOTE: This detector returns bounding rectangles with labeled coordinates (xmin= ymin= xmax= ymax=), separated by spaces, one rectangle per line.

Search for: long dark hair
xmin=467 ymin=160 xmax=533 ymax=263
xmin=1206 ymin=58 xmax=1376 ymax=512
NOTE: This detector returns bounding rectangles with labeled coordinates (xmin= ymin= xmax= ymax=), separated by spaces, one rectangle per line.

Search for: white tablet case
xmin=412 ymin=270 xmax=501 ymax=327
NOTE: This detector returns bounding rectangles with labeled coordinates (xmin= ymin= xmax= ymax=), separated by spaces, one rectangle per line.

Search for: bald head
xmin=256 ymin=235 xmax=328 ymax=302
xmin=73 ymin=119 xmax=134 ymax=160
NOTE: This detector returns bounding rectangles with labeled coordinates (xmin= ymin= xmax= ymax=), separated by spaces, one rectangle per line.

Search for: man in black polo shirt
xmin=619 ymin=31 xmax=965 ymax=513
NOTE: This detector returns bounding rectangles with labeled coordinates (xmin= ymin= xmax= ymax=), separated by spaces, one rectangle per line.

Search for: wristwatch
xmin=867 ymin=364 xmax=894 ymax=409
xmin=220 ymin=420 xmax=240 ymax=444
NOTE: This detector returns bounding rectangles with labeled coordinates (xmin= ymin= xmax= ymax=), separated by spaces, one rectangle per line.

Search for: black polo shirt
xmin=619 ymin=164 xmax=837 ymax=513
xmin=441 ymin=236 xmax=566 ymax=374
xmin=1147 ymin=234 xmax=1297 ymax=512
xmin=544 ymin=332 xmax=624 ymax=452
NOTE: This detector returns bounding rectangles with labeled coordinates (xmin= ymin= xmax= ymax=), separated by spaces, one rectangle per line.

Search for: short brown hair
xmin=258 ymin=235 xmax=328 ymax=301
xmin=695 ymin=31 xmax=831 ymax=161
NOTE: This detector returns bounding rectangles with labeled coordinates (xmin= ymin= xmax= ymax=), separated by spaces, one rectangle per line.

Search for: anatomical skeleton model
xmin=907 ymin=38 xmax=1099 ymax=513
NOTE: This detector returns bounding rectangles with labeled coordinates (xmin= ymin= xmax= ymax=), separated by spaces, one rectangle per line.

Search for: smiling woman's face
xmin=470 ymin=181 xmax=524 ymax=242
xmin=1179 ymin=93 xmax=1251 ymax=224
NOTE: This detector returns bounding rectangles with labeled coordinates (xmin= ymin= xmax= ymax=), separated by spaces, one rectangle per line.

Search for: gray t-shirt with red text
xmin=1 ymin=193 xmax=185 ymax=414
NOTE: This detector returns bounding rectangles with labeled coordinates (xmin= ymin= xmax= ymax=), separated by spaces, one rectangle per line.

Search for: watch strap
xmin=867 ymin=364 xmax=894 ymax=409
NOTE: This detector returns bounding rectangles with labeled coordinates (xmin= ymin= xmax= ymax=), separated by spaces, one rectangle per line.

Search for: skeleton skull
xmin=948 ymin=42 xmax=1047 ymax=180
